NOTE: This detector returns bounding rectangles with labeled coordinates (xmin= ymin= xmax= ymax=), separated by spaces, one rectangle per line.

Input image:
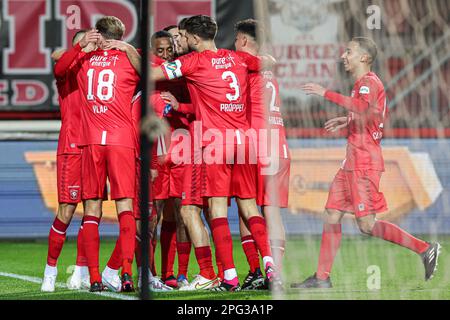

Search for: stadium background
xmin=0 ymin=0 xmax=449 ymax=243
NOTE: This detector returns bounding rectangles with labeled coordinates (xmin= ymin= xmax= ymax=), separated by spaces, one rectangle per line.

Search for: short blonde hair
xmin=95 ymin=16 xmax=125 ymax=40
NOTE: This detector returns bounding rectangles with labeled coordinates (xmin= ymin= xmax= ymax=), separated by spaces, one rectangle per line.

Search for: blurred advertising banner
xmin=0 ymin=0 xmax=251 ymax=116
xmin=264 ymin=0 xmax=342 ymax=106
xmin=288 ymin=147 xmax=443 ymax=222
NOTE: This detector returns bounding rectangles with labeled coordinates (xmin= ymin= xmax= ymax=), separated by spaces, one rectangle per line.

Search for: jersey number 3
xmin=222 ymin=71 xmax=240 ymax=102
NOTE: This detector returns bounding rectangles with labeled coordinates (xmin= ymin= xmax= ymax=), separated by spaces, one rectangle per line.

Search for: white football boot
xmin=41 ymin=264 xmax=57 ymax=292
xmin=102 ymin=266 xmax=121 ymax=292
xmin=179 ymin=274 xmax=220 ymax=291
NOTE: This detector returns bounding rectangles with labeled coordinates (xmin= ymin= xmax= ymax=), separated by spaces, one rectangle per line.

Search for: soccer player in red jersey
xmin=41 ymin=30 xmax=97 ymax=292
xmin=73 ymin=17 xmax=140 ymax=292
xmin=233 ymin=19 xmax=291 ymax=290
xmin=152 ymin=15 xmax=279 ymax=292
xmin=291 ymin=37 xmax=441 ymax=288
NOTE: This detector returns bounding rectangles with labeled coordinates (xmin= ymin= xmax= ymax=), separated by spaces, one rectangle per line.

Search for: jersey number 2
xmin=266 ymin=81 xmax=280 ymax=112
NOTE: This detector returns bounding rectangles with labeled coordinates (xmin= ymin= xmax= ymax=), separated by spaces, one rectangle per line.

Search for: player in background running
xmin=291 ymin=37 xmax=441 ymax=289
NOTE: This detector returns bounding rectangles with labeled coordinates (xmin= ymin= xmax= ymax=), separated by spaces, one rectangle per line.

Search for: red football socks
xmin=210 ymin=217 xmax=235 ymax=271
xmin=118 ymin=211 xmax=136 ymax=275
xmin=270 ymin=239 xmax=286 ymax=272
xmin=82 ymin=215 xmax=101 ymax=284
xmin=107 ymin=238 xmax=122 ymax=270
xmin=241 ymin=235 xmax=261 ymax=272
xmin=247 ymin=216 xmax=272 ymax=259
xmin=47 ymin=217 xmax=69 ymax=267
xmin=176 ymin=241 xmax=191 ymax=278
xmin=75 ymin=219 xmax=87 ymax=266
xmin=135 ymin=235 xmax=142 ymax=268
xmin=214 ymin=247 xmax=224 ymax=280
xmin=160 ymin=220 xmax=177 ymax=280
xmin=372 ymin=220 xmax=429 ymax=254
xmin=194 ymin=246 xmax=216 ymax=279
xmin=316 ymin=223 xmax=342 ymax=280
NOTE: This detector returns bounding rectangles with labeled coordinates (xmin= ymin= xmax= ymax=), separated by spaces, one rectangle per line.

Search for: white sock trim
xmin=262 ymin=256 xmax=274 ymax=269
xmin=223 ymin=268 xmax=237 ymax=281
xmin=44 ymin=264 xmax=57 ymax=276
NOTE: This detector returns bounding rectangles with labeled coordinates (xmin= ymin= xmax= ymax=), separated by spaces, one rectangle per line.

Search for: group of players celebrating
xmin=41 ymin=13 xmax=441 ymax=295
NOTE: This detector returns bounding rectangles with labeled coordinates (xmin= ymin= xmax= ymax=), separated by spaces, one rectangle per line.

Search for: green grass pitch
xmin=0 ymin=235 xmax=449 ymax=300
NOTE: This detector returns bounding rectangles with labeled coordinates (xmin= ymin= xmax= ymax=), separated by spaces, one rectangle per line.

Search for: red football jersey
xmin=54 ymin=46 xmax=85 ymax=155
xmin=76 ymin=49 xmax=140 ymax=148
xmin=247 ymin=70 xmax=290 ymax=159
xmin=326 ymin=72 xmax=387 ymax=171
xmin=161 ymin=49 xmax=260 ymax=145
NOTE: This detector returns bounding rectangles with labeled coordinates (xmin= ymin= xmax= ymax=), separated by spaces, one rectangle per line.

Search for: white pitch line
xmin=0 ymin=271 xmax=139 ymax=300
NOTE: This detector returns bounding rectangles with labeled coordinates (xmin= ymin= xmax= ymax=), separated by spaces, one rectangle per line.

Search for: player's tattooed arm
xmin=150 ymin=66 xmax=167 ymax=82
xmin=324 ymin=117 xmax=348 ymax=132
xmin=302 ymin=83 xmax=370 ymax=113
xmin=103 ymin=40 xmax=142 ymax=75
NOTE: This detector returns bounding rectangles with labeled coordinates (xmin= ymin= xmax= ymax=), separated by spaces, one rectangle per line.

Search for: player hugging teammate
xmin=41 ymin=14 xmax=287 ymax=294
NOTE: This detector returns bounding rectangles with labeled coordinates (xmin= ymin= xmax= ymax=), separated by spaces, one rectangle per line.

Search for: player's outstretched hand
xmin=301 ymin=83 xmax=327 ymax=97
xmin=79 ymin=29 xmax=101 ymax=48
xmin=160 ymin=91 xmax=179 ymax=110
xmin=324 ymin=116 xmax=348 ymax=132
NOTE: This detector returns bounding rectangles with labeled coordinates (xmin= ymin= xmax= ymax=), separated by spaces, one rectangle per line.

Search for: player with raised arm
xmin=291 ymin=37 xmax=441 ymax=289
xmin=74 ymin=17 xmax=140 ymax=292
xmin=159 ymin=18 xmax=221 ymax=291
xmin=41 ymin=29 xmax=98 ymax=292
xmin=151 ymin=15 xmax=279 ymax=292
xmin=234 ymin=19 xmax=290 ymax=291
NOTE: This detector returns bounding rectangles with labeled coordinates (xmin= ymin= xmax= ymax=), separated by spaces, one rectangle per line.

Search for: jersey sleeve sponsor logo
xmin=163 ymin=60 xmax=182 ymax=79
xmin=359 ymin=86 xmax=370 ymax=94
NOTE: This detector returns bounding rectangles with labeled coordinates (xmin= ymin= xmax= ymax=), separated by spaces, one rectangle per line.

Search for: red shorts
xmin=152 ymin=160 xmax=170 ymax=200
xmin=57 ymin=153 xmax=82 ymax=204
xmin=168 ymin=161 xmax=185 ymax=198
xmin=257 ymin=158 xmax=290 ymax=208
xmin=81 ymin=145 xmax=135 ymax=200
xmin=325 ymin=169 xmax=387 ymax=217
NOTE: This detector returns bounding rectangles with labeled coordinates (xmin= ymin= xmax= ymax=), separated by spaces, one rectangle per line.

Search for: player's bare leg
xmin=237 ymin=198 xmax=280 ymax=290
xmin=114 ymin=198 xmax=136 ymax=292
xmin=179 ymin=204 xmax=219 ymax=291
xmin=238 ymin=216 xmax=264 ymax=290
xmin=41 ymin=203 xmax=77 ymax=292
xmin=173 ymin=197 xmax=192 ymax=288
xmin=356 ymin=214 xmax=441 ymax=281
xmin=291 ymin=209 xmax=345 ymax=289
xmin=263 ymin=206 xmax=286 ymax=271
